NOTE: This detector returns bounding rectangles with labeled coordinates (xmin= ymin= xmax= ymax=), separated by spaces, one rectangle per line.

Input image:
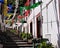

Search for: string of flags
xmin=3 ymin=0 xmax=42 ymax=24
xmin=18 ymin=0 xmax=42 ymax=23
xmin=18 ymin=0 xmax=42 ymax=19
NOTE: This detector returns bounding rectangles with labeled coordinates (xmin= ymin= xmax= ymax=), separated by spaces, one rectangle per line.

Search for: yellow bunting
xmin=6 ymin=13 xmax=13 ymax=18
xmin=3 ymin=0 xmax=7 ymax=16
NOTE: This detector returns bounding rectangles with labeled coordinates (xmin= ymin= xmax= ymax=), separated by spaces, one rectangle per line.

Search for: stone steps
xmin=2 ymin=30 xmax=33 ymax=47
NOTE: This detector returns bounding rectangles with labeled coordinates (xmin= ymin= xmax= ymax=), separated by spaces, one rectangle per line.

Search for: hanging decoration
xmin=24 ymin=0 xmax=30 ymax=6
xmin=0 ymin=0 xmax=4 ymax=3
xmin=10 ymin=0 xmax=42 ymax=23
xmin=18 ymin=15 xmax=24 ymax=19
xmin=25 ymin=1 xmax=42 ymax=10
xmin=19 ymin=0 xmax=30 ymax=18
xmin=18 ymin=10 xmax=30 ymax=19
xmin=7 ymin=4 xmax=13 ymax=13
xmin=20 ymin=6 xmax=24 ymax=15
xmin=6 ymin=13 xmax=13 ymax=19
xmin=24 ymin=10 xmax=30 ymax=16
xmin=3 ymin=0 xmax=7 ymax=16
xmin=24 ymin=0 xmax=30 ymax=16
xmin=19 ymin=1 xmax=42 ymax=18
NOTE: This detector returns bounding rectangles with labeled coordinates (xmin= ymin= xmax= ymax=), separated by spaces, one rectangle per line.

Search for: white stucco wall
xmin=42 ymin=0 xmax=58 ymax=46
xmin=26 ymin=0 xmax=59 ymax=46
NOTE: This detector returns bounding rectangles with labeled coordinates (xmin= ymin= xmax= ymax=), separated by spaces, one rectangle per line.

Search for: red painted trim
xmin=36 ymin=12 xmax=41 ymax=18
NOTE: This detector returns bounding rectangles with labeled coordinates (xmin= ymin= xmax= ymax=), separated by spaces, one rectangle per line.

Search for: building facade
xmin=11 ymin=0 xmax=59 ymax=47
xmin=21 ymin=0 xmax=59 ymax=47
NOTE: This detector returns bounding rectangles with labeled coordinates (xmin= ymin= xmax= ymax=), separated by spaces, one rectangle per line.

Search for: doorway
xmin=36 ymin=17 xmax=41 ymax=38
xmin=30 ymin=22 xmax=32 ymax=35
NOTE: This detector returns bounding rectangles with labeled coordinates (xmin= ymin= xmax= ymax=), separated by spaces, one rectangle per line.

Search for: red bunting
xmin=24 ymin=0 xmax=30 ymax=6
xmin=18 ymin=0 xmax=31 ymax=19
xmin=18 ymin=15 xmax=24 ymax=19
xmin=18 ymin=10 xmax=30 ymax=19
xmin=24 ymin=10 xmax=30 ymax=16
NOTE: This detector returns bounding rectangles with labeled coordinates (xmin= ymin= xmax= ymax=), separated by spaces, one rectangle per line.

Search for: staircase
xmin=0 ymin=30 xmax=33 ymax=48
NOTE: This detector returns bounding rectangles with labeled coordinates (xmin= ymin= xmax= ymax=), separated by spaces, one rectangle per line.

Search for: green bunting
xmin=19 ymin=1 xmax=42 ymax=23
xmin=20 ymin=7 xmax=24 ymax=15
xmin=19 ymin=1 xmax=42 ymax=15
xmin=25 ymin=1 xmax=42 ymax=10
xmin=19 ymin=1 xmax=42 ymax=11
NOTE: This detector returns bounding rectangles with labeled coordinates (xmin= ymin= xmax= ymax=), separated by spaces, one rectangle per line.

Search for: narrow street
xmin=0 ymin=30 xmax=33 ymax=48
xmin=0 ymin=0 xmax=60 ymax=48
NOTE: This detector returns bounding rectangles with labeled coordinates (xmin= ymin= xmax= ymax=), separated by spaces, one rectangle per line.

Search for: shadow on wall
xmin=58 ymin=33 xmax=60 ymax=48
xmin=0 ymin=30 xmax=18 ymax=48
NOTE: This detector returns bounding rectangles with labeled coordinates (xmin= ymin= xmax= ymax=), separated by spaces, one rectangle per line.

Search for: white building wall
xmin=57 ymin=0 xmax=60 ymax=48
xmin=27 ymin=6 xmax=40 ymax=38
xmin=26 ymin=0 xmax=59 ymax=46
xmin=42 ymin=0 xmax=58 ymax=46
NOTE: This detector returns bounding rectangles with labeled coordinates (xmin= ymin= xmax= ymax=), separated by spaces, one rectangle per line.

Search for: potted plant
xmin=20 ymin=32 xmax=26 ymax=40
xmin=20 ymin=32 xmax=33 ymax=40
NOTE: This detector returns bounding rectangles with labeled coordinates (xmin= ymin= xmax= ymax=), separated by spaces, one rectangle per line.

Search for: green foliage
xmin=22 ymin=32 xmax=26 ymax=39
xmin=32 ymin=38 xmax=54 ymax=48
xmin=40 ymin=42 xmax=54 ymax=48
xmin=26 ymin=33 xmax=33 ymax=39
xmin=10 ymin=29 xmax=16 ymax=33
xmin=41 ymin=38 xmax=49 ymax=43
xmin=20 ymin=32 xmax=33 ymax=40
xmin=37 ymin=41 xmax=54 ymax=48
xmin=20 ymin=32 xmax=26 ymax=39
